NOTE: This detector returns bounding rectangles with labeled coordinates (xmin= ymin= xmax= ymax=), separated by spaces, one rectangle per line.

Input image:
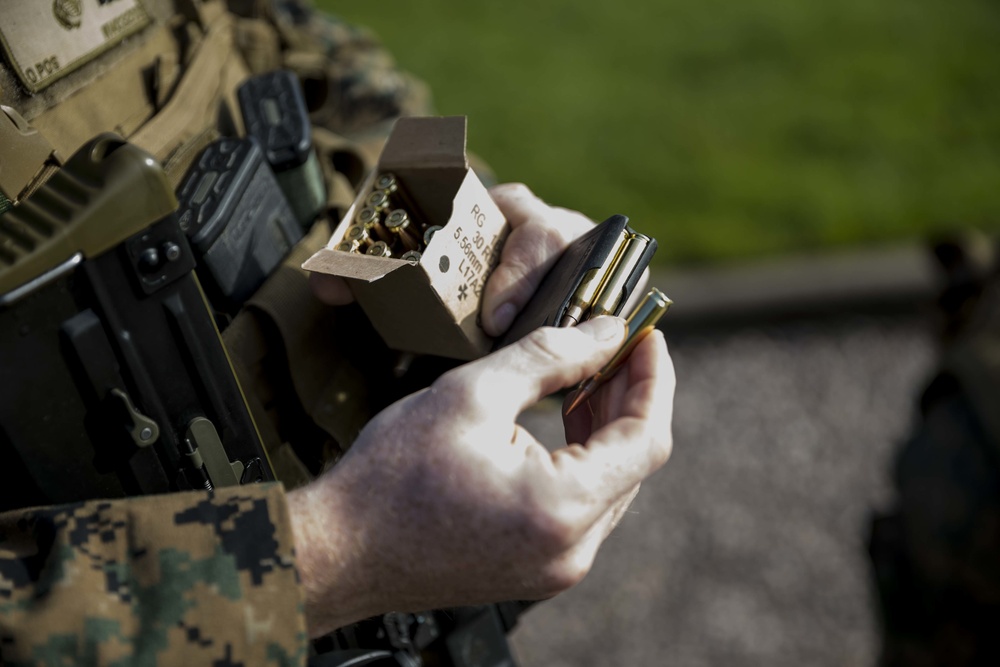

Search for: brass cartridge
xmin=400 ymin=250 xmax=422 ymax=264
xmin=589 ymin=233 xmax=650 ymax=318
xmin=357 ymin=206 xmax=393 ymax=244
xmin=565 ymin=287 xmax=672 ymax=415
xmin=385 ymin=209 xmax=421 ymax=251
xmin=375 ymin=172 xmax=399 ymax=195
xmin=366 ymin=241 xmax=392 ymax=257
xmin=423 ymin=225 xmax=443 ymax=247
xmin=344 ymin=224 xmax=372 ymax=249
xmin=356 ymin=206 xmax=379 ymax=228
xmin=376 ymin=171 xmax=429 ymax=230
xmin=366 ymin=190 xmax=391 ymax=213
xmin=335 ymin=240 xmax=358 ymax=253
xmin=559 ymin=229 xmax=630 ymax=327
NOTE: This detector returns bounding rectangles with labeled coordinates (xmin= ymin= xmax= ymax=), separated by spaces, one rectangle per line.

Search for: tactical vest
xmin=0 ymin=0 xmax=427 ymax=494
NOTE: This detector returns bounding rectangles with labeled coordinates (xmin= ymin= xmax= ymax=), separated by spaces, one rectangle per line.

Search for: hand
xmin=287 ymin=316 xmax=675 ymax=637
xmin=309 ymin=271 xmax=354 ymax=306
xmin=481 ymin=183 xmax=594 ymax=335
xmin=309 ymin=183 xmax=595 ymax=319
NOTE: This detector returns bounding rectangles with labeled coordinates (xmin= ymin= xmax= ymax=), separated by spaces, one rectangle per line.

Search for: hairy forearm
xmin=287 ymin=480 xmax=381 ymax=637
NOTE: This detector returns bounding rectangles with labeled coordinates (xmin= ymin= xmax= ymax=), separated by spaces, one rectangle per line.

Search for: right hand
xmin=287 ymin=316 xmax=675 ymax=638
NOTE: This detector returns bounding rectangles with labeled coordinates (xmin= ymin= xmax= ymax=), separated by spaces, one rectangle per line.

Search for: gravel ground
xmin=510 ymin=313 xmax=934 ymax=667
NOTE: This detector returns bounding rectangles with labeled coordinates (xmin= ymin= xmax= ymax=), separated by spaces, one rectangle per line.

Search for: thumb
xmin=453 ymin=317 xmax=626 ymax=421
xmin=309 ymin=273 xmax=355 ymax=305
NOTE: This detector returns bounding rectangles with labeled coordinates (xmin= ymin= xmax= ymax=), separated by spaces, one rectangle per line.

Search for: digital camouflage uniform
xmin=0 ymin=486 xmax=305 ymax=665
xmin=0 ymin=0 xmax=433 ymax=663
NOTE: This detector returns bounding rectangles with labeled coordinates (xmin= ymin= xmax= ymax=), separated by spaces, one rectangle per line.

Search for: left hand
xmin=479 ymin=183 xmax=593 ymax=335
xmin=310 ymin=183 xmax=594 ymax=324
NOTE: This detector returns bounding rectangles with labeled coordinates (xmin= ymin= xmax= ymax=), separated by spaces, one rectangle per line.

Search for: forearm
xmin=287 ymin=477 xmax=384 ymax=638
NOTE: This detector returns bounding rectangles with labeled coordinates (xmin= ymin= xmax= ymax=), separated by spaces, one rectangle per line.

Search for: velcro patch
xmin=0 ymin=0 xmax=151 ymax=94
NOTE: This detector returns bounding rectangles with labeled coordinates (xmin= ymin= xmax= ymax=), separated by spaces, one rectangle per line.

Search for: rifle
xmin=0 ymin=71 xmax=528 ymax=667
xmin=0 ymin=133 xmax=273 ymax=504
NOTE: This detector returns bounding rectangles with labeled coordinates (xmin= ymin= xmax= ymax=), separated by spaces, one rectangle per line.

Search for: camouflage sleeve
xmin=269 ymin=0 xmax=434 ymax=137
xmin=0 ymin=483 xmax=307 ymax=666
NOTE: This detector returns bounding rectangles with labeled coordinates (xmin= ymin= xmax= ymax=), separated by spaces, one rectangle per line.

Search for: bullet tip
xmin=564 ymin=392 xmax=586 ymax=415
xmin=564 ymin=380 xmax=596 ymax=415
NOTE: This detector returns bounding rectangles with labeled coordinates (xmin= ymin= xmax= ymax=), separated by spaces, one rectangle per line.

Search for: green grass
xmin=320 ymin=0 xmax=1000 ymax=265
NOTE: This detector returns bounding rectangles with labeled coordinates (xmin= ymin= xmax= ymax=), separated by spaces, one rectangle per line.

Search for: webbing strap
xmin=130 ymin=14 xmax=250 ymax=182
xmin=0 ymin=105 xmax=56 ymax=203
xmin=219 ymin=124 xmax=376 ymax=471
xmin=223 ymin=221 xmax=377 ymax=454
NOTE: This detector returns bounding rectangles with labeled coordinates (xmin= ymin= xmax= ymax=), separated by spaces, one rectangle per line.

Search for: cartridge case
xmin=375 ymin=172 xmax=399 ymax=195
xmin=377 ymin=171 xmax=430 ymax=231
xmin=366 ymin=241 xmax=392 ymax=257
xmin=366 ymin=190 xmax=391 ymax=213
xmin=344 ymin=224 xmax=372 ymax=249
xmin=357 ymin=207 xmax=393 ymax=244
xmin=423 ymin=225 xmax=442 ymax=247
xmin=565 ymin=288 xmax=672 ymax=414
xmin=590 ymin=233 xmax=650 ymax=318
xmin=385 ymin=209 xmax=421 ymax=251
xmin=356 ymin=206 xmax=379 ymax=228
xmin=400 ymin=250 xmax=422 ymax=264
xmin=559 ymin=229 xmax=630 ymax=327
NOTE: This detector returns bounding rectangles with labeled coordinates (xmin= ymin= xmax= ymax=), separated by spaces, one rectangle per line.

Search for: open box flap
xmin=382 ymin=117 xmax=469 ymax=225
xmin=380 ymin=116 xmax=469 ymax=171
xmin=302 ymin=249 xmax=409 ymax=282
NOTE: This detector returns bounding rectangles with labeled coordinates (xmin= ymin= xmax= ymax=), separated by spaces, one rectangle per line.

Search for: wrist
xmin=287 ymin=476 xmax=378 ymax=637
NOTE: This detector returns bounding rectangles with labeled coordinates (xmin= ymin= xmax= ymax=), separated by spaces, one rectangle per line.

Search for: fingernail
xmin=577 ymin=316 xmax=624 ymax=342
xmin=493 ymin=302 xmax=516 ymax=332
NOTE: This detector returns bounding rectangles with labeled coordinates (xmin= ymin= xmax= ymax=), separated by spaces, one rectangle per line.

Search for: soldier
xmin=0 ymin=1 xmax=675 ymax=664
xmin=870 ymin=237 xmax=1000 ymax=666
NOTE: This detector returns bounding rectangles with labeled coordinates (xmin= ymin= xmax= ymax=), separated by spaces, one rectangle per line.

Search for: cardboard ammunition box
xmin=302 ymin=116 xmax=508 ymax=360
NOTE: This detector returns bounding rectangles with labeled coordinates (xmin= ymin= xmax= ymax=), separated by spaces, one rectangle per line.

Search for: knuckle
xmin=540 ymin=552 xmax=592 ymax=594
xmin=494 ymin=250 xmax=532 ymax=288
xmin=433 ymin=365 xmax=494 ymax=415
xmin=651 ymin=431 xmax=675 ymax=469
xmin=492 ymin=182 xmax=534 ymax=200
xmin=519 ymin=327 xmax=565 ymax=366
xmin=537 ymin=222 xmax=570 ymax=254
xmin=520 ymin=501 xmax=579 ymax=553
xmin=431 ymin=369 xmax=475 ymax=410
xmin=550 ymin=206 xmax=596 ymax=236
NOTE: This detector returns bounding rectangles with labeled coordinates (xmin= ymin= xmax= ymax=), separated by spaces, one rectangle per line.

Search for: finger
xmin=594 ymin=362 xmax=632 ymax=427
xmin=552 ymin=331 xmax=675 ymax=506
xmin=309 ymin=273 xmax=355 ymax=305
xmin=482 ymin=184 xmax=593 ymax=335
xmin=562 ymin=365 xmax=630 ymax=445
xmin=443 ymin=316 xmax=626 ymax=425
xmin=562 ymin=394 xmax=593 ymax=446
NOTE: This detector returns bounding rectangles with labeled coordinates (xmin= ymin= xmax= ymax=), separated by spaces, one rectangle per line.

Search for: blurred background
xmin=322 ymin=0 xmax=1000 ymax=266
xmin=316 ymin=0 xmax=1000 ymax=664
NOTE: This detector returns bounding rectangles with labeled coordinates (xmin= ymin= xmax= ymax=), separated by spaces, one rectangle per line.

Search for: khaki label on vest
xmin=0 ymin=0 xmax=151 ymax=93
